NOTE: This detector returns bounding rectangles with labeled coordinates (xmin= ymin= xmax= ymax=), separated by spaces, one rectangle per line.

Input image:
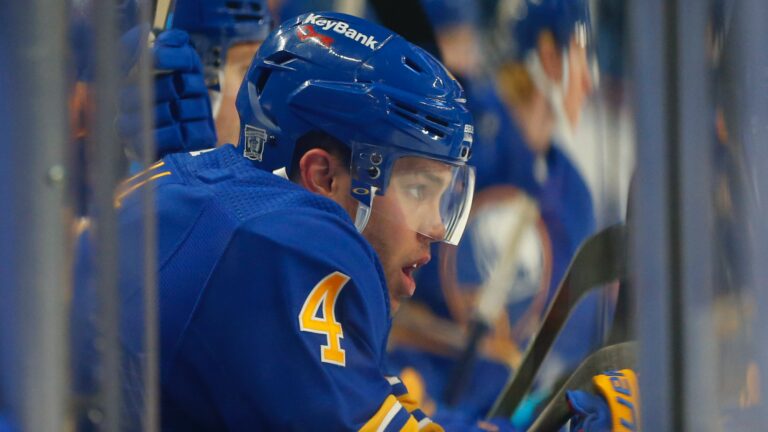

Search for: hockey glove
xmin=567 ymin=369 xmax=640 ymax=432
xmin=118 ymin=28 xmax=216 ymax=160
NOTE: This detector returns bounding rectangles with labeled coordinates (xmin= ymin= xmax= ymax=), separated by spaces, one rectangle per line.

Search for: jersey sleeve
xmin=161 ymin=208 xmax=428 ymax=431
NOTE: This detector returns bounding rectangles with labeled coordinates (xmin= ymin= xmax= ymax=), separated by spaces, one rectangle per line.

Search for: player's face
xmin=215 ymin=41 xmax=261 ymax=146
xmin=563 ymin=35 xmax=593 ymax=128
xmin=362 ymin=158 xmax=454 ymax=314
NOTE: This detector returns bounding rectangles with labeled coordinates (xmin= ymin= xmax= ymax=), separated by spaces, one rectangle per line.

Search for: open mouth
xmin=400 ymin=256 xmax=431 ymax=297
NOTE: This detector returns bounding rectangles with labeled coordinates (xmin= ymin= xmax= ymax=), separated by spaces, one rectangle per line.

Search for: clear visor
xmin=367 ymin=156 xmax=475 ymax=246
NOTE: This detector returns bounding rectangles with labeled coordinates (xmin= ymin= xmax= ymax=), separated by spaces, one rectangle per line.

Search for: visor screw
xmin=370 ymin=153 xmax=383 ymax=165
xmin=367 ymin=166 xmax=381 ymax=179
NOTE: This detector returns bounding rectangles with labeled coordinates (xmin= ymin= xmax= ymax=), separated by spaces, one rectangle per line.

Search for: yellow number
xmin=298 ymin=271 xmax=350 ymax=366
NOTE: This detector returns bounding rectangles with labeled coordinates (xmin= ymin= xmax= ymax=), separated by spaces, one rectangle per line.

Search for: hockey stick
xmin=152 ymin=0 xmax=175 ymax=33
xmin=149 ymin=0 xmax=176 ymax=44
xmin=443 ymin=194 xmax=539 ymax=405
xmin=527 ymin=341 xmax=637 ymax=431
xmin=486 ymin=223 xmax=627 ymax=418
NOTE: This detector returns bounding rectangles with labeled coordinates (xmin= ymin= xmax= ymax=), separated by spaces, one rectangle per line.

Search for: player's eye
xmin=406 ymin=184 xmax=427 ymax=201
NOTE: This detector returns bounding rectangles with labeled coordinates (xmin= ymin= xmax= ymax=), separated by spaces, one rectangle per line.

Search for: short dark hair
xmin=288 ymin=131 xmax=352 ymax=182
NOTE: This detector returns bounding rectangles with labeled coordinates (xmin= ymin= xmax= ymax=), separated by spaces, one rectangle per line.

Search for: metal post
xmin=0 ymin=0 xmax=70 ymax=430
xmin=629 ymin=0 xmax=675 ymax=429
xmin=676 ymin=0 xmax=718 ymax=429
xmin=137 ymin=1 xmax=160 ymax=429
xmin=91 ymin=1 xmax=123 ymax=429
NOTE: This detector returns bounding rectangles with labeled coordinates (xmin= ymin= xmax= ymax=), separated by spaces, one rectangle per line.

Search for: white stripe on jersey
xmin=385 ymin=376 xmax=401 ymax=385
xmin=417 ymin=417 xmax=433 ymax=430
xmin=376 ymin=401 xmax=403 ymax=432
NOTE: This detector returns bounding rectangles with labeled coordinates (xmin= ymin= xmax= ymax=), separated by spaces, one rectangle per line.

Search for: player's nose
xmin=421 ymin=206 xmax=446 ymax=243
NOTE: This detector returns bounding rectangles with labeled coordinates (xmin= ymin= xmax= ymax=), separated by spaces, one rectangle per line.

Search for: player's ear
xmin=298 ymin=148 xmax=357 ymax=218
xmin=298 ymin=148 xmax=335 ymax=197
xmin=537 ymin=30 xmax=563 ymax=83
xmin=298 ymin=148 xmax=350 ymax=198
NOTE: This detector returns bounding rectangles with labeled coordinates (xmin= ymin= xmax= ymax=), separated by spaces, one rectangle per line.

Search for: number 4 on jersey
xmin=298 ymin=271 xmax=350 ymax=366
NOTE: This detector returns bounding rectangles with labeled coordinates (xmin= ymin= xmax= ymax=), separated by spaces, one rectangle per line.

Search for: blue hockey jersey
xmin=76 ymin=144 xmax=435 ymax=431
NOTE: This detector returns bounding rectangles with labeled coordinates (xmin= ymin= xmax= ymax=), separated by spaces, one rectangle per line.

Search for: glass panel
xmin=68 ymin=0 xmax=158 ymax=430
xmin=708 ymin=0 xmax=768 ymax=427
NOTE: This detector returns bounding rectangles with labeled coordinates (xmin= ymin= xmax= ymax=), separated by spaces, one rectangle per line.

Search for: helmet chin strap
xmin=523 ymin=49 xmax=575 ymax=149
xmin=354 ymin=186 xmax=377 ymax=233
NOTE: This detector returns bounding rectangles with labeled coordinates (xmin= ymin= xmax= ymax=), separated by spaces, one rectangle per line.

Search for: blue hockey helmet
xmin=504 ymin=0 xmax=592 ymax=60
xmin=172 ymin=0 xmax=272 ymax=87
xmin=497 ymin=0 xmax=596 ymax=140
xmin=236 ymin=12 xmax=476 ymax=244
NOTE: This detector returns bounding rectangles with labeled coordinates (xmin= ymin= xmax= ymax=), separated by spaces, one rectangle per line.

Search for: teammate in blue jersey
xmin=172 ymin=0 xmax=272 ymax=146
xmin=387 ymin=0 xmax=603 ymax=424
xmin=118 ymin=0 xmax=273 ymax=161
xmin=77 ymin=12 xmax=478 ymax=431
xmin=485 ymin=0 xmax=601 ymax=370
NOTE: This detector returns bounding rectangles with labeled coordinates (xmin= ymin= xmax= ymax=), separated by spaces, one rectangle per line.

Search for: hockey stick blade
xmin=487 ymin=223 xmax=627 ymax=418
xmin=528 ymin=341 xmax=637 ymax=431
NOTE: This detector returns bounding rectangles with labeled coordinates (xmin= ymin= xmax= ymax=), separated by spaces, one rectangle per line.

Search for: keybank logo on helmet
xmin=303 ymin=13 xmax=380 ymax=49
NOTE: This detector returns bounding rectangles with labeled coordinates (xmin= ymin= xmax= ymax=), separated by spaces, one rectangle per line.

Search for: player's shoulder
xmin=230 ymin=200 xmax=387 ymax=302
xmin=237 ymin=202 xmax=378 ymax=274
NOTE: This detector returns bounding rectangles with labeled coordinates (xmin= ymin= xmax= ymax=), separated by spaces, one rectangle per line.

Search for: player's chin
xmin=389 ymin=295 xmax=401 ymax=315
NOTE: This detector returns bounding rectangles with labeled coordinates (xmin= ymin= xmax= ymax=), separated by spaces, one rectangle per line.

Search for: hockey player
xmin=474 ymin=0 xmax=601 ymax=368
xmin=102 ymin=12 xmax=477 ymax=430
xmin=171 ymin=0 xmax=272 ymax=146
xmin=119 ymin=0 xmax=272 ymax=161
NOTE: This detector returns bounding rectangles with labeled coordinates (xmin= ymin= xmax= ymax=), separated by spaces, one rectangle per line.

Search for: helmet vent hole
xmin=225 ymin=1 xmax=243 ymax=10
xmin=424 ymin=126 xmax=445 ymax=139
xmin=403 ymin=57 xmax=423 ymax=74
xmin=265 ymin=51 xmax=296 ymax=66
xmin=425 ymin=115 xmax=449 ymax=128
xmin=255 ymin=69 xmax=272 ymax=96
xmin=392 ymin=102 xmax=418 ymax=116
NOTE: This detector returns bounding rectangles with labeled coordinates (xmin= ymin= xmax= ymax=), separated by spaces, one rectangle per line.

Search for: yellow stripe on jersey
xmin=120 ymin=160 xmax=166 ymax=186
xmin=401 ymin=417 xmax=419 ymax=431
xmin=114 ymin=161 xmax=170 ymax=208
xmin=114 ymin=171 xmax=171 ymax=208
